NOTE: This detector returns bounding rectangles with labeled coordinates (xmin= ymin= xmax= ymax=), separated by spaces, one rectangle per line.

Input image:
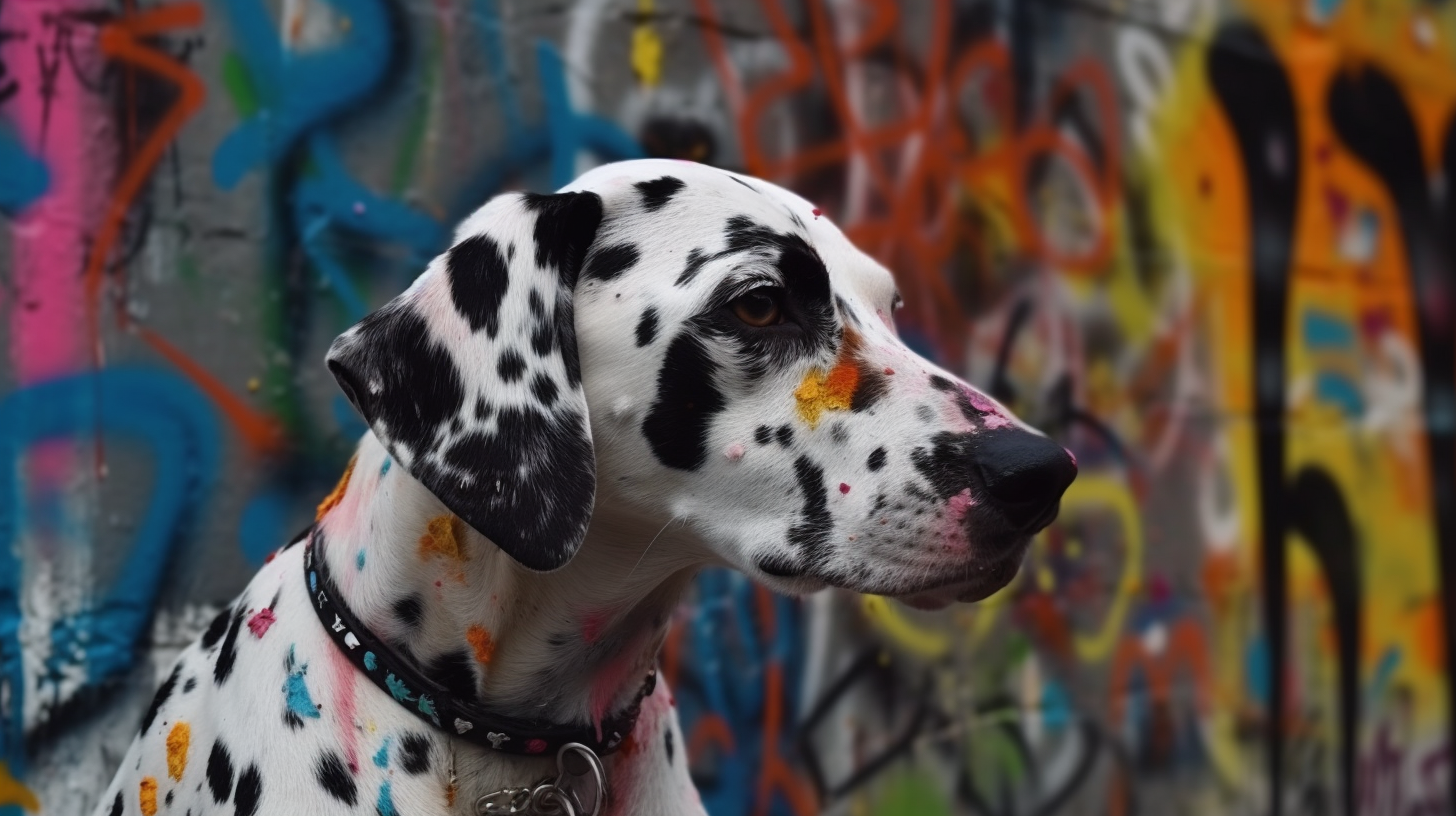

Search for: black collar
xmin=303 ymin=532 xmax=655 ymax=756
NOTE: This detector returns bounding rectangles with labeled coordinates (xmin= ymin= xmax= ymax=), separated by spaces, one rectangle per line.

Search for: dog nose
xmin=972 ymin=430 xmax=1078 ymax=530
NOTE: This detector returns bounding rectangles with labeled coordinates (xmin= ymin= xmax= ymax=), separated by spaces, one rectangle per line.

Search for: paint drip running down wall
xmin=2 ymin=0 xmax=1455 ymax=814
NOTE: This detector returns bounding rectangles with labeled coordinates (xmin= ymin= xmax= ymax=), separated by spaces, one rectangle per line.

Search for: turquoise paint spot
xmin=376 ymin=781 xmax=396 ymax=816
xmin=373 ymin=736 xmax=392 ymax=769
xmin=417 ymin=694 xmax=438 ymax=725
xmin=283 ymin=646 xmax=321 ymax=721
xmin=309 ymin=571 xmax=317 ymax=593
xmin=386 ymin=673 xmax=414 ymax=702
xmin=355 ymin=549 xmax=366 ymax=570
xmin=364 ymin=651 xmax=377 ymax=671
xmin=1302 ymin=310 xmax=1355 ymax=348
xmin=380 ymin=458 xmax=391 ymax=476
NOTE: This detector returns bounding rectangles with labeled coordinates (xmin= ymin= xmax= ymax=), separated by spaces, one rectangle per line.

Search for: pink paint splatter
xmin=724 ymin=443 xmax=745 ymax=461
xmin=883 ymin=367 xmax=895 ymax=375
xmin=525 ymin=739 xmax=548 ymax=754
xmin=967 ymin=389 xmax=1014 ymax=429
xmin=581 ymin=610 xmax=611 ymax=645
xmin=839 ymin=483 xmax=851 ymax=494
xmin=326 ymin=639 xmax=359 ymax=772
xmin=247 ymin=608 xmax=276 ymax=639
xmin=947 ymin=488 xmax=976 ymax=523
xmin=811 ymin=208 xmax=823 ymax=219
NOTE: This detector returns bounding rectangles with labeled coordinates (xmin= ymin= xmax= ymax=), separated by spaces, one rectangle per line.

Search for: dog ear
xmin=326 ymin=191 xmax=604 ymax=571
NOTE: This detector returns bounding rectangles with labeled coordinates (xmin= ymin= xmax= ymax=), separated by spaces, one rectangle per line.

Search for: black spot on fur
xmin=315 ymin=751 xmax=357 ymax=806
xmin=643 ymin=332 xmax=726 ymax=470
xmin=674 ymin=248 xmax=709 ymax=286
xmin=665 ymin=728 xmax=675 ymax=765
xmin=201 ymin=607 xmax=230 ymax=649
xmin=140 ymin=664 xmax=182 ymax=733
xmin=776 ymin=425 xmax=794 ymax=447
xmin=496 ymin=349 xmax=526 ymax=382
xmin=635 ymin=175 xmax=685 ymax=211
xmin=635 ymin=307 xmax=659 ymax=347
xmin=475 ymin=397 xmax=491 ymax=420
xmin=788 ymin=456 xmax=832 ymax=565
xmin=235 ymin=764 xmax=262 ymax=816
xmin=522 ymin=192 xmax=605 ymax=288
xmin=582 ymin=243 xmax=640 ymax=282
xmin=425 ymin=403 xmax=595 ymax=571
xmin=393 ymin=595 xmax=425 ymax=629
xmin=207 ymin=740 xmax=235 ymax=804
xmin=400 ymin=733 xmax=432 ymax=774
xmin=328 ymin=307 xmax=464 ymax=462
xmin=283 ymin=709 xmax=304 ymax=730
xmin=447 ymin=234 xmax=510 ymax=337
xmin=109 ymin=791 xmax=123 ymax=816
xmin=754 ymin=425 xmax=773 ymax=445
xmin=929 ymin=374 xmax=954 ymax=392
xmin=528 ymin=289 xmax=545 ymax=317
xmin=830 ymin=422 xmax=848 ymax=444
xmin=183 ymin=676 xmax=197 ymax=693
xmin=867 ymin=447 xmax=887 ymax=471
xmin=910 ymin=432 xmax=977 ymax=500
xmin=213 ymin=603 xmax=247 ymax=686
xmin=530 ymin=315 xmax=555 ymax=357
xmin=423 ymin=649 xmax=480 ymax=704
xmin=166 ymin=789 xmax=174 ymax=807
xmin=531 ymin=373 xmax=559 ymax=407
xmin=756 ymin=552 xmax=804 ymax=578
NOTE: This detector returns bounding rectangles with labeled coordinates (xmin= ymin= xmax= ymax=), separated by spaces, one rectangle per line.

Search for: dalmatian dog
xmin=95 ymin=159 xmax=1075 ymax=816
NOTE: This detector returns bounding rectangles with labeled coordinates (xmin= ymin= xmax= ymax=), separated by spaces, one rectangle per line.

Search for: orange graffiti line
xmin=687 ymin=712 xmax=736 ymax=759
xmin=90 ymin=6 xmax=282 ymax=453
xmin=137 ymin=326 xmax=285 ymax=453
xmin=750 ymin=586 xmax=817 ymax=816
xmin=86 ymin=3 xmax=204 ymax=357
xmin=316 ymin=455 xmax=358 ymax=520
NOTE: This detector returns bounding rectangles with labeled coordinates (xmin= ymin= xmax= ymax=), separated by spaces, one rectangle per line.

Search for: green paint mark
xmin=871 ymin=768 xmax=951 ymax=816
xmin=390 ymin=28 xmax=441 ymax=196
xmin=220 ymin=53 xmax=260 ymax=118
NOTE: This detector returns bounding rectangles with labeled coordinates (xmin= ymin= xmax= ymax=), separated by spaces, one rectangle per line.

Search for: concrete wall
xmin=1 ymin=0 xmax=1453 ymax=813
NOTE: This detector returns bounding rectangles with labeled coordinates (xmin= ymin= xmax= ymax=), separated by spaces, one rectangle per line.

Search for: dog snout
xmin=972 ymin=430 xmax=1078 ymax=531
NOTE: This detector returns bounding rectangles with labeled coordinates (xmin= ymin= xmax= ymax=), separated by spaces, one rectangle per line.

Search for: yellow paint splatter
xmin=139 ymin=777 xmax=159 ymax=816
xmin=419 ymin=514 xmax=469 ymax=562
xmin=0 ymin=761 xmax=40 ymax=812
xmin=630 ymin=0 xmax=663 ymax=87
xmin=794 ymin=329 xmax=864 ymax=428
xmin=466 ymin=625 xmax=496 ymax=666
xmin=316 ymin=455 xmax=358 ymax=520
xmin=166 ymin=722 xmax=190 ymax=781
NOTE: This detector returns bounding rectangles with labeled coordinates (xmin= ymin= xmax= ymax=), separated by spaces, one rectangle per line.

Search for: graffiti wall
xmin=1 ymin=0 xmax=1454 ymax=813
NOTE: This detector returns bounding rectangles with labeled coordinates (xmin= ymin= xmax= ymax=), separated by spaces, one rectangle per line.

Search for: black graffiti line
xmin=1329 ymin=64 xmax=1456 ymax=815
xmin=1208 ymin=23 xmax=1301 ymax=816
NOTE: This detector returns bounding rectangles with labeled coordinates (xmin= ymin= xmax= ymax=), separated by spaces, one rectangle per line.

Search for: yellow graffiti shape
xmin=631 ymin=0 xmax=663 ymax=87
xmin=1061 ymin=475 xmax=1144 ymax=663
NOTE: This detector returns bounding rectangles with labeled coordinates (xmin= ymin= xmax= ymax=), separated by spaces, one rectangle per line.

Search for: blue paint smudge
xmin=0 ymin=126 xmax=49 ymax=214
xmin=380 ymin=458 xmax=391 ymax=476
xmin=376 ymin=781 xmax=396 ymax=816
xmin=385 ymin=673 xmax=414 ymax=702
xmin=355 ymin=549 xmax=366 ymax=570
xmin=364 ymin=651 xmax=377 ymax=671
xmin=373 ymin=736 xmax=392 ymax=769
xmin=283 ymin=646 xmax=321 ymax=721
xmin=417 ymin=694 xmax=438 ymax=725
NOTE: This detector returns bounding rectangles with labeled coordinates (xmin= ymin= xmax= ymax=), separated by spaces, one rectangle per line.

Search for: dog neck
xmin=313 ymin=433 xmax=704 ymax=734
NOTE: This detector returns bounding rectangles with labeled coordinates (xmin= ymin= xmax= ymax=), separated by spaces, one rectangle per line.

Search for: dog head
xmin=328 ymin=159 xmax=1075 ymax=606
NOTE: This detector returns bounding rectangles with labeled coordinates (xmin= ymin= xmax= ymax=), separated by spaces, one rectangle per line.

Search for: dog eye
xmin=730 ymin=287 xmax=785 ymax=327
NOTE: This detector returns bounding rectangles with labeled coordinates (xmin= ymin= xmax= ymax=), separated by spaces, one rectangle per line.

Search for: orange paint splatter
xmin=139 ymin=777 xmax=159 ymax=816
xmin=419 ymin=515 xmax=469 ymax=562
xmin=446 ymin=782 xmax=458 ymax=809
xmin=793 ymin=329 xmax=864 ymax=427
xmin=316 ymin=456 xmax=358 ymax=521
xmin=165 ymin=722 xmax=190 ymax=781
xmin=466 ymin=625 xmax=496 ymax=666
